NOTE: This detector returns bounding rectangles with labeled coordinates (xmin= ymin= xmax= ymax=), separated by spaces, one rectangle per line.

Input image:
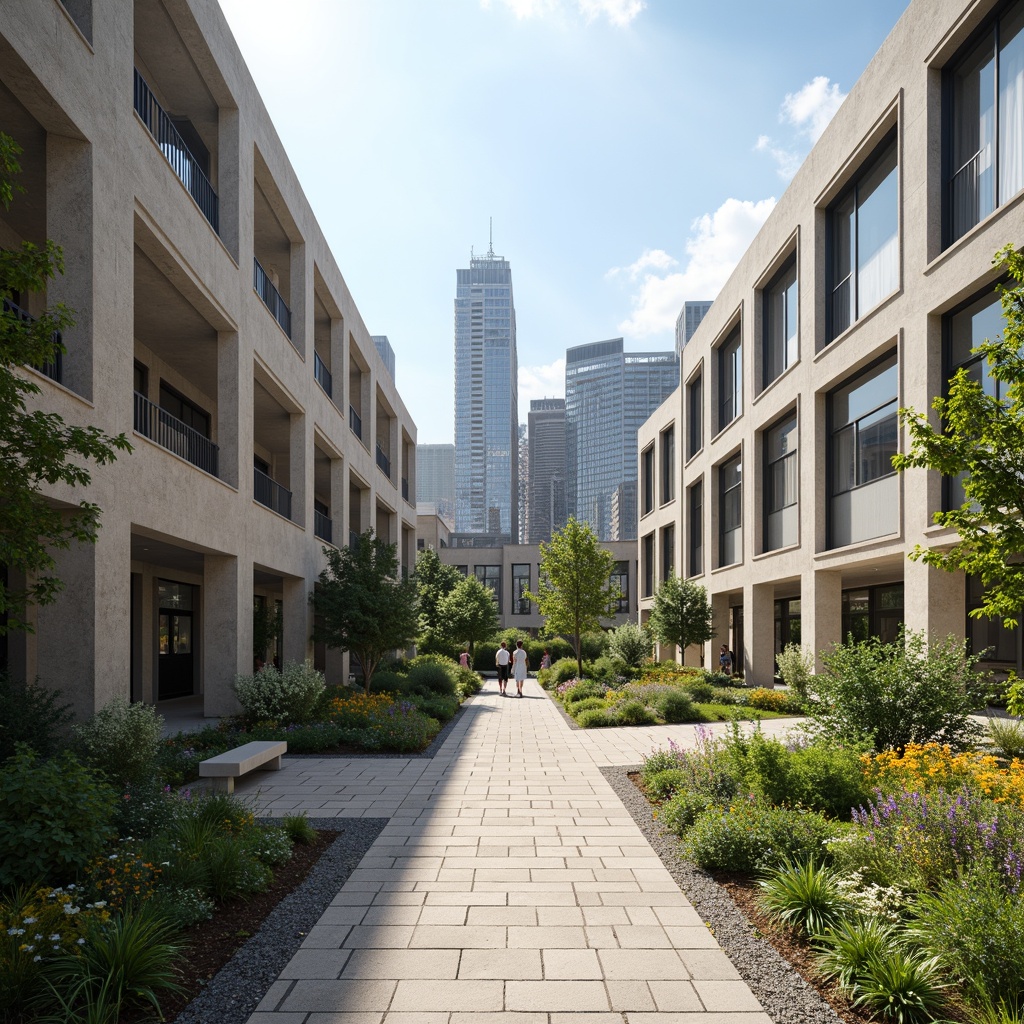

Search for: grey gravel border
xmin=602 ymin=764 xmax=843 ymax=1024
xmin=173 ymin=817 xmax=387 ymax=1024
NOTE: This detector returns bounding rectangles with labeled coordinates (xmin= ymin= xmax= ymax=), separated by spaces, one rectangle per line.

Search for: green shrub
xmin=0 ymin=747 xmax=117 ymax=889
xmin=73 ymin=696 xmax=163 ymax=787
xmin=407 ymin=661 xmax=457 ymax=697
xmin=641 ymin=747 xmax=683 ymax=780
xmin=788 ymin=740 xmax=871 ymax=820
xmin=757 ymin=859 xmax=850 ymax=937
xmin=850 ymin=948 xmax=950 ymax=1024
xmin=616 ymin=700 xmax=657 ymax=726
xmin=705 ymin=671 xmax=733 ymax=687
xmin=989 ymin=717 xmax=1024 ymax=761
xmin=606 ymin=622 xmax=653 ymax=668
xmin=808 ymin=628 xmax=989 ymax=752
xmin=282 ymin=813 xmax=317 ymax=845
xmin=549 ymin=658 xmax=583 ymax=686
xmin=453 ymin=666 xmax=483 ymax=698
xmin=243 ymin=824 xmax=292 ymax=867
xmin=562 ymin=681 xmax=606 ymax=705
xmin=683 ymin=679 xmax=716 ymax=703
xmin=367 ymin=669 xmax=408 ymax=694
xmin=575 ymin=708 xmax=616 ymax=728
xmin=412 ymin=692 xmax=460 ymax=722
xmin=148 ymin=886 xmax=214 ymax=930
xmin=645 ymin=768 xmax=689 ymax=801
xmin=579 ymin=630 xmax=610 ymax=661
xmin=233 ymin=661 xmax=326 ymax=725
xmin=656 ymin=689 xmax=701 ymax=724
xmin=589 ymin=655 xmax=627 ymax=686
xmin=0 ymin=674 xmax=74 ymax=761
xmin=112 ymin=778 xmax=173 ymax=840
xmin=684 ymin=802 xmax=842 ymax=873
xmin=813 ymin=915 xmax=900 ymax=994
xmin=776 ymin=643 xmax=814 ymax=700
xmin=568 ymin=696 xmax=608 ymax=717
xmin=660 ymin=790 xmax=714 ymax=835
xmin=745 ymin=687 xmax=803 ymax=713
xmin=722 ymin=728 xmax=793 ymax=806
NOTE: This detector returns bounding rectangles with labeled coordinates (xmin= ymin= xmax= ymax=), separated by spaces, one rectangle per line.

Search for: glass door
xmin=158 ymin=580 xmax=195 ymax=699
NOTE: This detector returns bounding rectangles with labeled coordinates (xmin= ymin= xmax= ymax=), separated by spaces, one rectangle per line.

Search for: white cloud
xmin=781 ymin=76 xmax=847 ymax=143
xmin=613 ymin=197 xmax=776 ymax=339
xmin=481 ymin=0 xmax=644 ymax=26
xmin=754 ymin=134 xmax=802 ymax=181
xmin=606 ymin=248 xmax=678 ymax=281
xmin=518 ymin=357 xmax=566 ymax=423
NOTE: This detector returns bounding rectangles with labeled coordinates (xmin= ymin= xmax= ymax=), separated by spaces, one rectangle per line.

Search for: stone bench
xmin=199 ymin=740 xmax=287 ymax=794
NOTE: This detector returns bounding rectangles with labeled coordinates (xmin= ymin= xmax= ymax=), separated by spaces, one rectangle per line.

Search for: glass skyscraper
xmin=453 ymin=248 xmax=519 ymax=537
xmin=565 ymin=338 xmax=678 ymax=541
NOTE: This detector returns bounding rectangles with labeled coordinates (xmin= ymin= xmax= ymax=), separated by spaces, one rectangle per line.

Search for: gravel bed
xmin=174 ymin=817 xmax=387 ymax=1024
xmin=602 ymin=764 xmax=842 ymax=1024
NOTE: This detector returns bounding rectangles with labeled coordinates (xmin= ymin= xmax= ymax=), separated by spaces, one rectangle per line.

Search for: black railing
xmin=4 ymin=298 xmax=63 ymax=383
xmin=313 ymin=351 xmax=332 ymax=397
xmin=402 ymin=477 xmax=409 ymax=501
xmin=134 ymin=391 xmax=219 ymax=476
xmin=949 ymin=149 xmax=983 ymax=245
xmin=349 ymin=405 xmax=362 ymax=440
xmin=830 ymin=275 xmax=852 ymax=338
xmin=376 ymin=444 xmax=391 ymax=478
xmin=133 ymin=69 xmax=219 ymax=234
xmin=254 ymin=466 xmax=292 ymax=519
xmin=314 ymin=508 xmax=333 ymax=543
xmin=253 ymin=258 xmax=293 ymax=340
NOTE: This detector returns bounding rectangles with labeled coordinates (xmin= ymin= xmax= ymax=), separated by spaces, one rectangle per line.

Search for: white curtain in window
xmin=857 ymin=233 xmax=898 ymax=314
xmin=1000 ymin=15 xmax=1024 ymax=203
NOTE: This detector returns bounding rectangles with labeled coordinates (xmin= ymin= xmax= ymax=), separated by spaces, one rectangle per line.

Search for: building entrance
xmin=158 ymin=579 xmax=195 ymax=699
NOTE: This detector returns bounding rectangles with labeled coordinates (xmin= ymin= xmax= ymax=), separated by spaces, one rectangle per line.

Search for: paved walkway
xmin=241 ymin=678 xmax=798 ymax=1023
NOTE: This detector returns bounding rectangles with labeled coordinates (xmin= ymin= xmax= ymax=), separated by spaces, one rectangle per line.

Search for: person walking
xmin=459 ymin=647 xmax=470 ymax=670
xmin=719 ymin=644 xmax=733 ymax=676
xmin=511 ymin=639 xmax=528 ymax=697
xmin=495 ymin=641 xmax=511 ymax=696
xmin=540 ymin=649 xmax=551 ymax=671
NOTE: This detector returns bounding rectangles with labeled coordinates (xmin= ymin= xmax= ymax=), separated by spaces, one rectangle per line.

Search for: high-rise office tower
xmin=527 ymin=398 xmax=567 ymax=544
xmin=416 ymin=443 xmax=456 ymax=521
xmin=453 ymin=244 xmax=518 ymax=538
xmin=675 ymin=300 xmax=713 ymax=353
xmin=565 ymin=338 xmax=678 ymax=541
xmin=371 ymin=335 xmax=396 ymax=381
xmin=518 ymin=423 xmax=529 ymax=543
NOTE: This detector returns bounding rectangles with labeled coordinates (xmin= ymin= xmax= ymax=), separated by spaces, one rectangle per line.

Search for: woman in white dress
xmin=511 ymin=640 xmax=528 ymax=698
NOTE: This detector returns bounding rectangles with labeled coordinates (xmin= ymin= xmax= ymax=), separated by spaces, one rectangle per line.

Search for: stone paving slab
xmin=243 ymin=678 xmax=791 ymax=1021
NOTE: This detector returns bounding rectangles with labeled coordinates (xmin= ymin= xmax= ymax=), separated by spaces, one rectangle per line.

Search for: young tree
xmin=310 ymin=530 xmax=418 ymax=694
xmin=0 ymin=133 xmax=132 ymax=634
xmin=414 ymin=548 xmax=464 ymax=655
xmin=894 ymin=245 xmax=1024 ymax=627
xmin=438 ymin=573 xmax=499 ymax=660
xmin=648 ymin=576 xmax=715 ymax=663
xmin=527 ymin=517 xmax=620 ymax=679
xmin=606 ymin=620 xmax=653 ymax=669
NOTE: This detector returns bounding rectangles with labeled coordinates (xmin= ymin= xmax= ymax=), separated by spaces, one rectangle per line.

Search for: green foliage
xmin=588 ymin=655 xmax=627 ymax=685
xmin=527 ymin=518 xmax=620 ymax=678
xmin=813 ymin=915 xmax=901 ymax=994
xmin=682 ymin=679 xmax=716 ymax=703
xmin=615 ymin=700 xmax=657 ymax=726
xmin=111 ymin=778 xmax=172 ymax=840
xmin=252 ymin=599 xmax=281 ymax=666
xmin=148 ymin=886 xmax=214 ymax=930
xmin=808 ymin=628 xmax=989 ymax=752
xmin=756 ymin=859 xmax=850 ymax=937
xmin=439 ymin=574 xmax=500 ymax=659
xmin=562 ymin=680 xmax=607 ymax=705
xmin=575 ymin=708 xmax=616 ymax=728
xmin=72 ymin=696 xmax=163 ymax=787
xmin=0 ymin=133 xmax=133 ymax=635
xmin=648 ymin=576 xmax=714 ymax=658
xmin=0 ymin=673 xmax=73 ymax=760
xmin=548 ymin=657 xmax=582 ymax=685
xmin=895 ymin=245 xmax=1024 ymax=627
xmin=659 ymin=790 xmax=714 ymax=835
xmin=606 ymin=621 xmax=652 ymax=668
xmin=655 ymin=688 xmax=700 ymax=724
xmin=282 ymin=813 xmax=317 ymax=845
xmin=645 ymin=768 xmax=689 ymax=801
xmin=775 ymin=643 xmax=814 ymax=700
xmin=787 ymin=741 xmax=871 ymax=820
xmin=311 ymin=530 xmax=419 ymax=693
xmin=233 ymin=660 xmax=326 ymax=726
xmin=414 ymin=549 xmax=464 ymax=655
xmin=406 ymin=660 xmax=457 ymax=697
xmin=1007 ymin=673 xmax=1024 ymax=717
xmin=567 ymin=696 xmax=608 ymax=718
xmin=0 ymin=747 xmax=117 ymax=888
xmin=849 ymin=948 xmax=950 ymax=1024
xmin=453 ymin=666 xmax=483 ymax=698
xmin=988 ymin=716 xmax=1024 ymax=760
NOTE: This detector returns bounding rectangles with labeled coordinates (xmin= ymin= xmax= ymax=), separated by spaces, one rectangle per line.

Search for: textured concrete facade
xmin=638 ymin=0 xmax=1024 ymax=684
xmin=1 ymin=0 xmax=418 ymax=718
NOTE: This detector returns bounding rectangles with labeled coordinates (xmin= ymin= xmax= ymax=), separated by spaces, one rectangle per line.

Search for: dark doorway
xmin=730 ymin=605 xmax=744 ymax=679
xmin=158 ymin=579 xmax=195 ymax=699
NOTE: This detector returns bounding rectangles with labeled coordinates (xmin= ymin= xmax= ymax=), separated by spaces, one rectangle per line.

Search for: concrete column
xmin=282 ymin=575 xmax=309 ymax=666
xmin=217 ymin=106 xmax=241 ymax=262
xmin=710 ymin=590 xmax=731 ymax=673
xmin=216 ymin=331 xmax=241 ymax=488
xmin=289 ymin=411 xmax=307 ymax=527
xmin=330 ymin=316 xmax=345 ymax=413
xmin=744 ymin=581 xmax=776 ymax=687
xmin=904 ymin=559 xmax=964 ymax=646
xmin=805 ymin=568 xmax=843 ymax=673
xmin=203 ymin=554 xmax=249 ymax=717
xmin=330 ymin=455 xmax=346 ymax=545
xmin=290 ymin=242 xmax=310 ymax=362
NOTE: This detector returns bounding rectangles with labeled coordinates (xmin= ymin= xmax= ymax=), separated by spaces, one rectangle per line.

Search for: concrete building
xmin=453 ymin=247 xmax=519 ymax=540
xmin=0 ymin=0 xmax=418 ymax=718
xmin=566 ymin=338 xmax=679 ymax=542
xmin=675 ymin=300 xmax=713 ymax=353
xmin=638 ymin=0 xmax=1024 ymax=684
xmin=415 ymin=443 xmax=456 ymax=522
xmin=416 ymin=509 xmax=453 ymax=554
xmin=527 ymin=398 xmax=567 ymax=544
xmin=371 ymin=335 xmax=395 ymax=383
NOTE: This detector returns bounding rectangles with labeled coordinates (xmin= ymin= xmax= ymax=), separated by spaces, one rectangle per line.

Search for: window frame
xmin=718 ymin=452 xmax=743 ymax=568
xmin=511 ymin=562 xmax=531 ymax=615
xmin=640 ymin=444 xmax=655 ymax=517
xmin=660 ymin=425 xmax=676 ymax=504
xmin=762 ymin=256 xmax=798 ymax=388
xmin=686 ymin=372 xmax=703 ymax=458
xmin=763 ymin=412 xmax=799 ymax=552
xmin=717 ymin=327 xmax=742 ymax=432
xmin=687 ymin=479 xmax=703 ymax=578
xmin=474 ymin=564 xmax=502 ymax=612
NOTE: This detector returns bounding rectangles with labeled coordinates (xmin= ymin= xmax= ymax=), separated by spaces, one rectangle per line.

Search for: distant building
xmin=416 ymin=444 xmax=455 ymax=522
xmin=518 ymin=423 xmax=529 ymax=543
xmin=453 ymin=246 xmax=518 ymax=539
xmin=371 ymin=335 xmax=396 ymax=381
xmin=565 ymin=339 xmax=678 ymax=542
xmin=527 ymin=398 xmax=567 ymax=544
xmin=675 ymin=300 xmax=713 ymax=353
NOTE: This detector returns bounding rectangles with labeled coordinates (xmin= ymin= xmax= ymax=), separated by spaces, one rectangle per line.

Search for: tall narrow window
xmin=641 ymin=534 xmax=655 ymax=598
xmin=661 ymin=524 xmax=675 ymax=582
xmin=763 ymin=258 xmax=798 ymax=386
xmin=641 ymin=445 xmax=655 ymax=516
xmin=474 ymin=564 xmax=502 ymax=612
xmin=660 ymin=425 xmax=675 ymax=504
xmin=947 ymin=1 xmax=1024 ymax=245
xmin=718 ymin=328 xmax=742 ymax=430
xmin=512 ymin=563 xmax=531 ymax=615
xmin=610 ymin=560 xmax=630 ymax=613
xmin=688 ymin=480 xmax=703 ymax=577
xmin=719 ymin=454 xmax=742 ymax=566
xmin=687 ymin=374 xmax=703 ymax=457
xmin=764 ymin=414 xmax=798 ymax=551
xmin=828 ymin=136 xmax=898 ymax=341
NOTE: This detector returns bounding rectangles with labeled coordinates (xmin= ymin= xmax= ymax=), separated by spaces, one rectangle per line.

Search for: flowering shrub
xmin=642 ymin=730 xmax=738 ymax=802
xmin=744 ymin=687 xmax=802 ymax=714
xmin=73 ymin=696 xmax=164 ymax=786
xmin=233 ymin=660 xmax=325 ymax=726
xmin=83 ymin=840 xmax=163 ymax=912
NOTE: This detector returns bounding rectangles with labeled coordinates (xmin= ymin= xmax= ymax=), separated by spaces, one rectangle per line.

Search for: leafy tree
xmin=415 ymin=548 xmax=463 ymax=655
xmin=0 ymin=132 xmax=132 ymax=634
xmin=527 ymin=517 xmax=620 ymax=679
xmin=648 ymin=575 xmax=715 ymax=663
xmin=438 ymin=573 xmax=499 ymax=659
xmin=310 ymin=530 xmax=418 ymax=694
xmin=894 ymin=244 xmax=1024 ymax=628
xmin=606 ymin=620 xmax=653 ymax=669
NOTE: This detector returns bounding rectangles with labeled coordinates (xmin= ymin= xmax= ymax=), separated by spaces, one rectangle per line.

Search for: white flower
xmin=76 ymin=937 xmax=86 ymax=945
xmin=63 ymin=905 xmax=80 ymax=915
xmin=49 ymin=934 xmax=60 ymax=942
xmin=6 ymin=928 xmax=24 ymax=936
xmin=32 ymin=955 xmax=42 ymax=962
xmin=22 ymin=917 xmax=37 ymax=924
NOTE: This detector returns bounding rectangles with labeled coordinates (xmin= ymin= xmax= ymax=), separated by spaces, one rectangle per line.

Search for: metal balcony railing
xmin=254 ymin=466 xmax=292 ymax=519
xmin=133 ymin=69 xmax=219 ymax=234
xmin=349 ymin=405 xmax=362 ymax=440
xmin=134 ymin=391 xmax=219 ymax=476
xmin=253 ymin=257 xmax=293 ymax=340
xmin=313 ymin=351 xmax=332 ymax=397
xmin=4 ymin=298 xmax=63 ymax=383
xmin=314 ymin=508 xmax=333 ymax=543
xmin=376 ymin=443 xmax=391 ymax=478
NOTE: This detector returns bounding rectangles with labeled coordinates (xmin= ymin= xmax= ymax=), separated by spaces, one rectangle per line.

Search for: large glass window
xmin=688 ymin=480 xmax=703 ymax=577
xmin=967 ymin=575 xmax=1021 ymax=663
xmin=947 ymin=1 xmax=1024 ymax=244
xmin=687 ymin=374 xmax=703 ymax=458
xmin=661 ymin=426 xmax=675 ymax=504
xmin=763 ymin=258 xmax=798 ymax=386
xmin=640 ymin=445 xmax=655 ymax=517
xmin=160 ymin=381 xmax=210 ymax=437
xmin=842 ymin=583 xmax=904 ymax=643
xmin=828 ymin=136 xmax=898 ymax=341
xmin=474 ymin=564 xmax=501 ymax=612
xmin=764 ymin=414 xmax=798 ymax=551
xmin=610 ymin=560 xmax=629 ymax=613
xmin=661 ymin=524 xmax=675 ymax=582
xmin=719 ymin=454 xmax=742 ymax=566
xmin=718 ymin=328 xmax=742 ymax=430
xmin=641 ymin=533 xmax=654 ymax=598
xmin=512 ymin=563 xmax=531 ymax=615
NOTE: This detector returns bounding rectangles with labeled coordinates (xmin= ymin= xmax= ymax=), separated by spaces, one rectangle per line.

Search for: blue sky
xmin=218 ymin=0 xmax=911 ymax=443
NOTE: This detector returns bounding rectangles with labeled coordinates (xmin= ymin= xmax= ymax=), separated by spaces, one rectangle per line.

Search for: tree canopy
xmin=648 ymin=575 xmax=714 ymax=662
xmin=0 ymin=132 xmax=132 ymax=635
xmin=894 ymin=244 xmax=1024 ymax=628
xmin=527 ymin=517 xmax=620 ymax=679
xmin=310 ymin=530 xmax=418 ymax=693
xmin=438 ymin=573 xmax=499 ymax=659
xmin=414 ymin=547 xmax=464 ymax=655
